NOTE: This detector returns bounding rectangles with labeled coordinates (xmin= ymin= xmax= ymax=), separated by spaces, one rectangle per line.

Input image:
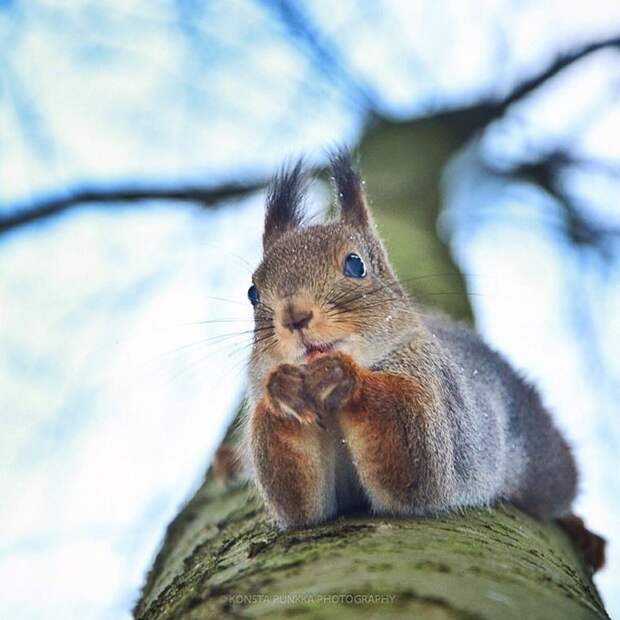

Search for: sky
xmin=1 ymin=1 xmax=619 ymax=618
xmin=0 ymin=199 xmax=263 ymax=619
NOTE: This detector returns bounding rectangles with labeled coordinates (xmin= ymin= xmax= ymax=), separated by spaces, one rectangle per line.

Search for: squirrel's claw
xmin=266 ymin=363 xmax=320 ymax=426
xmin=304 ymin=352 xmax=357 ymax=415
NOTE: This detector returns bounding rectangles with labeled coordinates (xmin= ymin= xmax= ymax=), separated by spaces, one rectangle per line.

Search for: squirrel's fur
xmin=238 ymin=152 xmax=604 ymax=570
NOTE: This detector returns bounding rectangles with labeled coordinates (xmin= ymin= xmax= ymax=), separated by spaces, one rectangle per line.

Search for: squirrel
xmin=230 ymin=151 xmax=605 ymax=571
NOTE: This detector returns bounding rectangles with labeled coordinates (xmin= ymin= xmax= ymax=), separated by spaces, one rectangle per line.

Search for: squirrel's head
xmin=248 ymin=152 xmax=413 ymax=375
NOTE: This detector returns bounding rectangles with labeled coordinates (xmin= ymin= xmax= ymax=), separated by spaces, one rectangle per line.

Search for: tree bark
xmin=134 ymin=471 xmax=607 ymax=619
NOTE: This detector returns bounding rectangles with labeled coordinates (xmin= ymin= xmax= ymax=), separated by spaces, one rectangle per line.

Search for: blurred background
xmin=1 ymin=1 xmax=619 ymax=618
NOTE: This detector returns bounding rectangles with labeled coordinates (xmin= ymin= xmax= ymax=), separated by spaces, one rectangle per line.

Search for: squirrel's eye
xmin=247 ymin=284 xmax=260 ymax=306
xmin=343 ymin=253 xmax=367 ymax=278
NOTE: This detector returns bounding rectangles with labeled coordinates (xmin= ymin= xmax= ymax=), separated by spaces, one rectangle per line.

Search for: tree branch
xmin=432 ymin=34 xmax=620 ymax=144
xmin=482 ymin=151 xmax=620 ymax=252
xmin=501 ymin=36 xmax=620 ymax=110
xmin=259 ymin=0 xmax=380 ymax=111
xmin=0 ymin=179 xmax=267 ymax=237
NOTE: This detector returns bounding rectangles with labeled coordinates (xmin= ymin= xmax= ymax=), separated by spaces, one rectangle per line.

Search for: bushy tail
xmin=556 ymin=514 xmax=606 ymax=573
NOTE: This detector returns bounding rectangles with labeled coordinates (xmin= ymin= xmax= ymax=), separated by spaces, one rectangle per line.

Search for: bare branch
xmin=0 ymin=179 xmax=267 ymax=237
xmin=259 ymin=0 xmax=380 ymax=111
xmin=432 ymin=34 xmax=620 ymax=144
xmin=501 ymin=36 xmax=620 ymax=110
xmin=482 ymin=151 xmax=620 ymax=255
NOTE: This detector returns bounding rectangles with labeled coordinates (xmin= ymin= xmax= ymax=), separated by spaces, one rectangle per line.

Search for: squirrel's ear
xmin=330 ymin=150 xmax=371 ymax=228
xmin=263 ymin=160 xmax=306 ymax=251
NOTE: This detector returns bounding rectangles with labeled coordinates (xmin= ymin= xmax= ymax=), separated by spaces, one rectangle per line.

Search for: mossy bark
xmin=134 ymin=120 xmax=607 ymax=619
xmin=134 ymin=472 xmax=607 ymax=619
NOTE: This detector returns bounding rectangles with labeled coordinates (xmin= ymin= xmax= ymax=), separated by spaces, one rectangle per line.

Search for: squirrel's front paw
xmin=266 ymin=364 xmax=317 ymax=424
xmin=304 ymin=352 xmax=359 ymax=415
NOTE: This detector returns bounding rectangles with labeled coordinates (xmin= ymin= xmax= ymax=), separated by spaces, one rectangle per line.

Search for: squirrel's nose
xmin=282 ymin=306 xmax=313 ymax=332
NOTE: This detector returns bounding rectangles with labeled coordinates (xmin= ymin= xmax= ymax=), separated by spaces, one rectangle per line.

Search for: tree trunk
xmin=134 ymin=121 xmax=608 ymax=619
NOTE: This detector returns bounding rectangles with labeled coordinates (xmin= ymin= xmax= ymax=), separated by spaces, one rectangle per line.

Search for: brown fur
xmin=212 ymin=443 xmax=241 ymax=485
xmin=250 ymin=393 xmax=336 ymax=528
xmin=556 ymin=514 xmax=606 ymax=572
xmin=336 ymin=358 xmax=438 ymax=513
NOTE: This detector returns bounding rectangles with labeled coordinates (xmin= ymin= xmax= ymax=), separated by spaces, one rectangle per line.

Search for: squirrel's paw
xmin=304 ymin=352 xmax=358 ymax=415
xmin=266 ymin=363 xmax=318 ymax=424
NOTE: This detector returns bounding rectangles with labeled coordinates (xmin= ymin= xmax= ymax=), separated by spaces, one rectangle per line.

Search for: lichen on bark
xmin=134 ymin=468 xmax=608 ymax=620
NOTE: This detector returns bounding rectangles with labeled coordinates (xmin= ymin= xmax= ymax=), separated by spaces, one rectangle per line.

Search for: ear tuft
xmin=263 ymin=159 xmax=307 ymax=251
xmin=330 ymin=149 xmax=370 ymax=228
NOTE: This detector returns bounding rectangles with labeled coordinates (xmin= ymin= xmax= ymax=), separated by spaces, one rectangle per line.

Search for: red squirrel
xmin=229 ymin=152 xmax=605 ymax=571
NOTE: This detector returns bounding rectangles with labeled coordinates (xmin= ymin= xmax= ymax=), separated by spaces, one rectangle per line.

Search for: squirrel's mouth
xmin=302 ymin=339 xmax=342 ymax=362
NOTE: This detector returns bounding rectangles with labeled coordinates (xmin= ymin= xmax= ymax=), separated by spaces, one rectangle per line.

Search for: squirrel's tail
xmin=556 ymin=514 xmax=606 ymax=573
